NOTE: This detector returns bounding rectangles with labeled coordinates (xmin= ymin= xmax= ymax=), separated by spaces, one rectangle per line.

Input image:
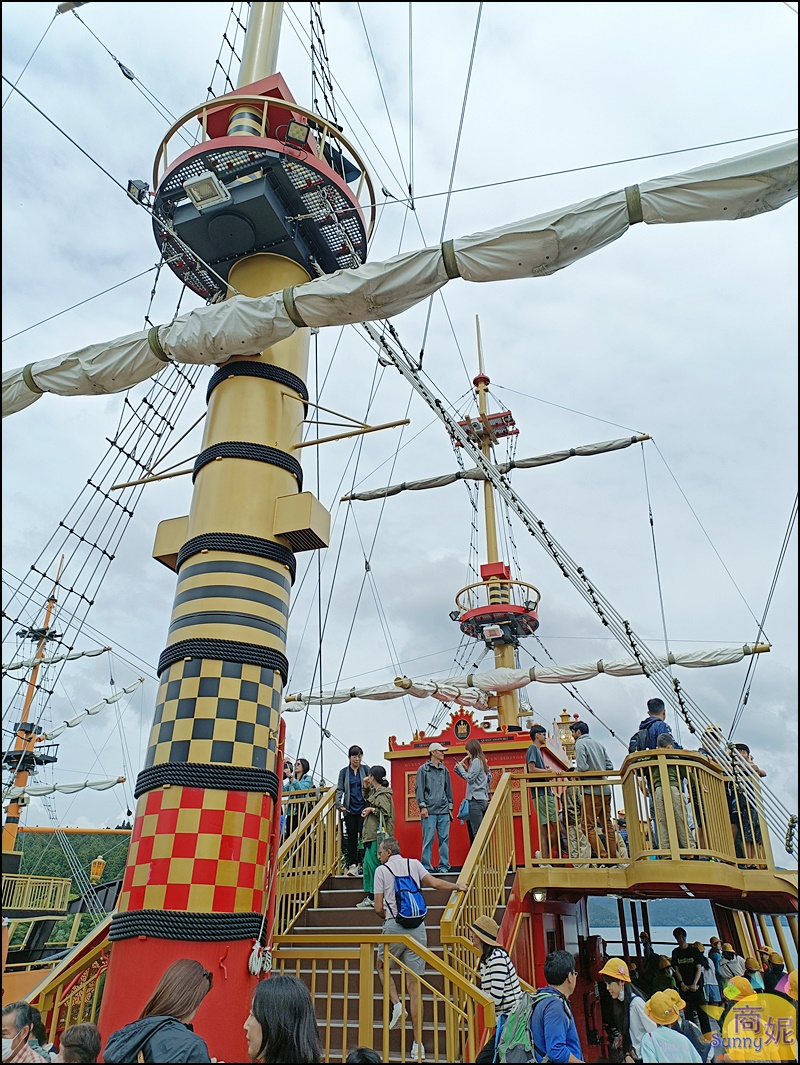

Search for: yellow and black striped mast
xmin=98 ymin=6 xmax=353 ymax=1055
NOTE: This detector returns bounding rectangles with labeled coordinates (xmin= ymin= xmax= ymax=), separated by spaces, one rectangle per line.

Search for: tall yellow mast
xmin=100 ymin=6 xmax=370 ymax=1056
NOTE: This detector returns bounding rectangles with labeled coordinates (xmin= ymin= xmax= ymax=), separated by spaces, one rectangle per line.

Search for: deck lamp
xmin=182 ymin=170 xmax=231 ymax=211
xmin=126 ymin=179 xmax=150 ymax=206
xmin=285 ymin=119 xmax=310 ymax=147
xmin=532 ymin=888 xmax=547 ymax=903
xmin=90 ymin=855 xmax=106 ymax=883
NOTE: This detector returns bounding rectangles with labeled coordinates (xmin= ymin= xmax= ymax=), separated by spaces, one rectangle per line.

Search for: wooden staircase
xmin=282 ymin=871 xmax=514 ymax=1062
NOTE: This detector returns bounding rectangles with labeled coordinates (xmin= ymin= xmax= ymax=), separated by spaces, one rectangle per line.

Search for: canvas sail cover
xmin=3 ymin=138 xmax=796 ymax=417
xmin=284 ymin=643 xmax=767 ymax=708
xmin=343 ymin=434 xmax=650 ymax=500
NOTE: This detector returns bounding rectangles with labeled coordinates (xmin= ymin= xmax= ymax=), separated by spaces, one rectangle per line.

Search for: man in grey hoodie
xmin=570 ymin=720 xmax=617 ymax=861
xmin=415 ymin=742 xmax=453 ymax=872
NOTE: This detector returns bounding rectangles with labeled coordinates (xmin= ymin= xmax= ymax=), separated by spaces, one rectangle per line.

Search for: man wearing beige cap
xmin=415 ymin=742 xmax=453 ymax=873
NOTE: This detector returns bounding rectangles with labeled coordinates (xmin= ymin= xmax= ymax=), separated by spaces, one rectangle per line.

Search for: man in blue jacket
xmin=630 ymin=698 xmax=679 ymax=849
xmin=529 ymin=951 xmax=585 ymax=1063
xmin=630 ymin=697 xmax=676 ymax=752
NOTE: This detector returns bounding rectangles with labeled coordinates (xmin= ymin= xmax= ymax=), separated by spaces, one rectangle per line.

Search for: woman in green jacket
xmin=356 ymin=765 xmax=394 ymax=909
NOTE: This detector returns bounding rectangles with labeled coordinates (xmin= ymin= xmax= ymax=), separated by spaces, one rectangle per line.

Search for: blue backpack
xmin=387 ymin=859 xmax=427 ymax=929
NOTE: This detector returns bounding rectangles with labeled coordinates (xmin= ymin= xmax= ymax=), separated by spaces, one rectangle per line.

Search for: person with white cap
xmin=470 ymin=916 xmax=522 ymax=1063
xmin=415 ymin=742 xmax=453 ymax=873
xmin=597 ymin=957 xmax=657 ymax=1063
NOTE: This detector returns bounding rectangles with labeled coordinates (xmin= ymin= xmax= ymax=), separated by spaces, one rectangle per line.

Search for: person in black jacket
xmin=104 ymin=958 xmax=214 ymax=1063
xmin=337 ymin=745 xmax=371 ymax=876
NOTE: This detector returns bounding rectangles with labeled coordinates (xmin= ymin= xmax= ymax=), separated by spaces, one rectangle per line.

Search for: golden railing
xmin=274 ymin=785 xmax=341 ymax=936
xmin=516 ymin=751 xmax=773 ymax=869
xmin=29 ymin=916 xmax=112 ymax=1042
xmin=440 ymin=772 xmax=516 ymax=1011
xmin=273 ymin=934 xmax=496 ymax=1063
xmin=622 ymin=749 xmax=772 ymax=867
xmin=2 ymin=874 xmax=72 ymax=913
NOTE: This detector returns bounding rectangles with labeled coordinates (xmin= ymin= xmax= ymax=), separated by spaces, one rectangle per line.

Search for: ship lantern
xmin=89 ymin=855 xmax=106 ymax=884
xmin=557 ymin=709 xmax=579 ymax=762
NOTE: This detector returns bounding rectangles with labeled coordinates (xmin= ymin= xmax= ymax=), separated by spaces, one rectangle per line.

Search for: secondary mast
xmin=1 ymin=561 xmax=63 ymax=867
xmin=451 ymin=318 xmax=540 ymax=729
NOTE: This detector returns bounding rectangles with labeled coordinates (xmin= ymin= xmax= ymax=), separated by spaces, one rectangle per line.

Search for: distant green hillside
xmin=19 ymin=830 xmax=131 ymax=894
xmin=588 ymin=895 xmax=713 ymax=927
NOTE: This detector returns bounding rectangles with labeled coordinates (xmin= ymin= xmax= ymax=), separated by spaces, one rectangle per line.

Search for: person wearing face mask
xmin=2 ymin=1003 xmax=48 ymax=1063
xmin=598 ymin=958 xmax=657 ymax=1063
xmin=650 ymin=957 xmax=679 ymax=994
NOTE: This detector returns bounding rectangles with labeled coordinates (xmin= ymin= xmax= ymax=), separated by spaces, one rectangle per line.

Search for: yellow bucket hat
xmin=645 ymin=991 xmax=685 ymax=1025
xmin=598 ymin=957 xmax=630 ymax=982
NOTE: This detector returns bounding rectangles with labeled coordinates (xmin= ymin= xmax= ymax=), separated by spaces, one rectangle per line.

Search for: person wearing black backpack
xmin=372 ymin=836 xmax=468 ymax=1062
xmin=628 ymin=698 xmax=679 ymax=850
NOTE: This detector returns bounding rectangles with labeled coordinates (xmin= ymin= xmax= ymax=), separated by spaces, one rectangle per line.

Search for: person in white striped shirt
xmin=471 ymin=916 xmax=523 ymax=1063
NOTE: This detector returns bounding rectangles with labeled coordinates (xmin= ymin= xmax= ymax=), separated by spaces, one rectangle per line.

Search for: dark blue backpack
xmin=387 ymin=859 xmax=427 ymax=928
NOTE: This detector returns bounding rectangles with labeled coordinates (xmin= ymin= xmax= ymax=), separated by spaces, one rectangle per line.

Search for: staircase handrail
xmin=440 ymin=771 xmax=516 ymax=995
xmin=274 ymin=784 xmax=341 ymax=936
xmin=273 ymin=932 xmax=496 ymax=1062
xmin=27 ymin=915 xmax=112 ymax=1040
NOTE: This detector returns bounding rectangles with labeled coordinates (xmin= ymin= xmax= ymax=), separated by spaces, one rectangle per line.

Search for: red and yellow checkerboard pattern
xmin=118 ymin=785 xmax=271 ymax=914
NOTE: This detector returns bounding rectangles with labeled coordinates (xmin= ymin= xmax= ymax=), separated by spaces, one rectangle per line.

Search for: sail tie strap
xmin=22 ymin=364 xmax=44 ymax=394
xmin=148 ymin=325 xmax=170 ymax=362
xmin=625 ymin=184 xmax=644 ymax=225
xmin=282 ymin=287 xmax=308 ymax=328
xmin=441 ymin=239 xmax=461 ymax=279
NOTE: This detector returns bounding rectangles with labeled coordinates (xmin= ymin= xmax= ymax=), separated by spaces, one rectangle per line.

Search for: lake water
xmin=592 ymin=925 xmax=798 ymax=967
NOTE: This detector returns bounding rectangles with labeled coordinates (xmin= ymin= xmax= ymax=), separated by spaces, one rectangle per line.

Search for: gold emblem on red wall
xmin=454 ymin=718 xmax=471 ymax=741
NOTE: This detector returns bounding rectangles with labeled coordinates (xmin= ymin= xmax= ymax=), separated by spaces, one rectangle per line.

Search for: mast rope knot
xmin=147 ymin=325 xmax=170 ymax=363
xmin=282 ymin=286 xmax=308 ymax=328
xmin=441 ymin=239 xmax=462 ymax=279
xmin=625 ymin=184 xmax=644 ymax=225
xmin=22 ymin=364 xmax=44 ymax=395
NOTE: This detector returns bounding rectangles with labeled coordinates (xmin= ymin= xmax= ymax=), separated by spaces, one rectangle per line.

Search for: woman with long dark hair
xmin=104 ymin=959 xmax=214 ymax=1063
xmin=356 ymin=764 xmax=394 ymax=909
xmin=244 ymin=975 xmax=323 ymax=1063
xmin=470 ymin=916 xmax=522 ymax=1064
xmin=455 ymin=738 xmax=491 ymax=843
xmin=287 ymin=757 xmax=315 ymax=835
xmin=598 ymin=957 xmax=656 ymax=1063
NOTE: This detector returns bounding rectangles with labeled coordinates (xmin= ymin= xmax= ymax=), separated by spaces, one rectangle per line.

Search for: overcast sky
xmin=2 ymin=3 xmax=797 ymax=860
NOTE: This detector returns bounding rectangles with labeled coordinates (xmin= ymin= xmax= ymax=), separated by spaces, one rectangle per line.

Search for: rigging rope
xmin=418 ymin=1 xmax=483 ymax=369
xmin=1 ymin=12 xmax=56 ymax=109
xmin=729 ymin=492 xmax=798 ymax=739
xmin=640 ymin=443 xmax=680 ymax=745
xmin=358 ymin=317 xmax=797 ymax=856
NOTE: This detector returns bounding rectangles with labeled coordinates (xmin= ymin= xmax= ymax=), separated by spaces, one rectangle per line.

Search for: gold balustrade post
xmin=770 ymin=915 xmax=793 ymax=969
xmin=786 ymin=914 xmax=798 ymax=950
xmin=756 ymin=913 xmax=773 ymax=951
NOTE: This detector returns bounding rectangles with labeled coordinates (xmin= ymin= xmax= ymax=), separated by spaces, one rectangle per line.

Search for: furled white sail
xmin=40 ymin=680 xmax=143 ymax=740
xmin=5 ymin=776 xmax=126 ymax=799
xmin=3 ymin=138 xmax=796 ymax=417
xmin=284 ymin=681 xmax=490 ymax=710
xmin=343 ymin=434 xmax=650 ymax=501
xmin=2 ymin=645 xmax=111 ymax=673
xmin=285 ymin=644 xmax=768 ymax=707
